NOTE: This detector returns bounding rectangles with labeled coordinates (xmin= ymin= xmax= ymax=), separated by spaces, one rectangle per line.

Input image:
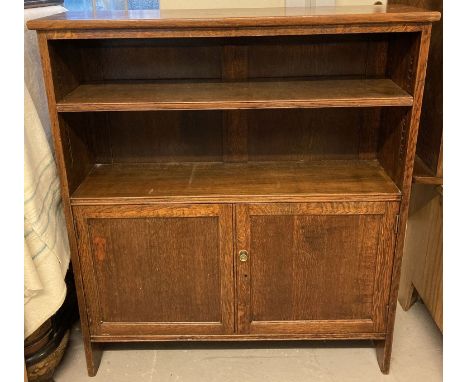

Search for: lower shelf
xmin=71 ymin=160 xmax=400 ymax=204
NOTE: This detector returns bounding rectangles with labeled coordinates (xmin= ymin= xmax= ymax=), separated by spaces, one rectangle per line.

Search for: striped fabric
xmin=24 ymin=5 xmax=70 ymax=338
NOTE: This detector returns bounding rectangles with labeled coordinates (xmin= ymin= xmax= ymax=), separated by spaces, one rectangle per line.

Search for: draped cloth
xmin=24 ymin=5 xmax=70 ymax=338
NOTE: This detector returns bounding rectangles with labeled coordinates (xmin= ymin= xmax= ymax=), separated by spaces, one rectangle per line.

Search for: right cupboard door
xmin=235 ymin=202 xmax=400 ymax=337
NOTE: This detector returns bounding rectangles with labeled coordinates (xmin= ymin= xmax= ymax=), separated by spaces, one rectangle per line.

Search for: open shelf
xmin=71 ymin=160 xmax=401 ymax=204
xmin=57 ymin=79 xmax=413 ymax=112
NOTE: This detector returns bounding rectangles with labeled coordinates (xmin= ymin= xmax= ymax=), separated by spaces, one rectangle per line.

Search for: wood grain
xmin=91 ymin=332 xmax=386 ymax=342
xmin=376 ymin=25 xmax=433 ymax=374
xmin=106 ymin=111 xmax=223 ymax=163
xmin=71 ymin=161 xmax=401 ymax=204
xmin=222 ymin=45 xmax=248 ymax=162
xmin=41 ymin=23 xmax=430 ymax=40
xmin=56 ymin=79 xmax=413 ymax=112
xmin=57 ymin=114 xmax=95 ymax=194
xmin=372 ymin=202 xmax=400 ymax=332
xmin=36 ymin=32 xmax=103 ymax=376
xmin=248 ymin=108 xmax=367 ymax=161
xmin=236 ymin=202 xmax=399 ymax=335
xmin=52 ymin=38 xmax=222 ymax=83
xmin=59 ymin=108 xmax=390 ymax=165
xmin=73 ymin=204 xmax=235 ymax=336
xmin=27 ymin=5 xmax=440 ymax=31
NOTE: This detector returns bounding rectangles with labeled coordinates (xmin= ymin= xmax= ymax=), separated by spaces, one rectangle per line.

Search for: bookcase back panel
xmin=60 ymin=107 xmax=396 ymax=167
xmin=247 ymin=108 xmax=366 ymax=161
xmin=107 ymin=111 xmax=223 ymax=163
xmin=49 ymin=38 xmax=223 ymax=84
xmin=247 ymin=34 xmax=388 ymax=79
xmin=47 ymin=33 xmax=414 ymax=94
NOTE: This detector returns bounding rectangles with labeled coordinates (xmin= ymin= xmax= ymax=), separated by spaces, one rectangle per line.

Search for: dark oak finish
xmin=74 ymin=204 xmax=234 ymax=336
xmin=376 ymin=24 xmax=433 ymax=374
xmin=28 ymin=5 xmax=439 ymax=377
xmin=236 ymin=202 xmax=399 ymax=335
xmin=36 ymin=32 xmax=103 ymax=376
xmin=27 ymin=6 xmax=440 ymax=31
xmin=91 ymin=332 xmax=386 ymax=342
xmin=56 ymin=79 xmax=413 ymax=112
xmin=39 ymin=24 xmax=431 ymax=40
xmin=59 ymin=108 xmax=398 ymax=165
xmin=71 ymin=161 xmax=401 ymax=204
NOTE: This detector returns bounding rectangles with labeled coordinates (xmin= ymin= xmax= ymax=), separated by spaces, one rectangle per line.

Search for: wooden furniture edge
xmin=69 ymin=196 xmax=402 ymax=205
xmin=26 ymin=7 xmax=441 ymax=31
xmin=36 ymin=31 xmax=102 ymax=377
xmin=90 ymin=332 xmax=387 ymax=342
xmin=375 ymin=24 xmax=432 ymax=374
xmin=37 ymin=23 xmax=430 ymax=39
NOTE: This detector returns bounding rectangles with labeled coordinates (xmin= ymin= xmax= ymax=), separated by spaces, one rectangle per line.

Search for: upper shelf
xmin=56 ymin=79 xmax=413 ymax=112
xmin=27 ymin=5 xmax=440 ymax=31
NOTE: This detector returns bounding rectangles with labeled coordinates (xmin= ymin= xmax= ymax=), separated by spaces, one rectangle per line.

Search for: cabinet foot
xmin=84 ymin=342 xmax=102 ymax=377
xmin=375 ymin=337 xmax=392 ymax=374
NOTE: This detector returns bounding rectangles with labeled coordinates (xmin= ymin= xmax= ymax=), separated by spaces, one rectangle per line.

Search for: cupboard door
xmin=73 ymin=204 xmax=234 ymax=337
xmin=236 ymin=202 xmax=399 ymax=336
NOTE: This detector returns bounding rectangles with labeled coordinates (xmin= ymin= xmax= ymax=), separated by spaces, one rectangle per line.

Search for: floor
xmin=54 ymin=302 xmax=442 ymax=382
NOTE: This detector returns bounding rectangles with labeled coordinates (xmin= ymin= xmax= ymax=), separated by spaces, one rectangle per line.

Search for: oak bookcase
xmin=28 ymin=5 xmax=440 ymax=376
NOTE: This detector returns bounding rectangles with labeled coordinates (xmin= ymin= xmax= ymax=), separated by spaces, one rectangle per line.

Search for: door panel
xmin=236 ymin=202 xmax=399 ymax=335
xmin=73 ymin=204 xmax=234 ymax=336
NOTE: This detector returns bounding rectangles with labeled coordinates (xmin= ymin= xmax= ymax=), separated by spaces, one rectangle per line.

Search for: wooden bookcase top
xmin=27 ymin=5 xmax=440 ymax=31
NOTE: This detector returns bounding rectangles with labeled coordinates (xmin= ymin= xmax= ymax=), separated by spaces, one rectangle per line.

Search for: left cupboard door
xmin=72 ymin=204 xmax=234 ymax=339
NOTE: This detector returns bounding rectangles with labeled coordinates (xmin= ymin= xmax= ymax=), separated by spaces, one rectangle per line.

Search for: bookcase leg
xmin=375 ymin=337 xmax=392 ymax=374
xmin=84 ymin=342 xmax=102 ymax=377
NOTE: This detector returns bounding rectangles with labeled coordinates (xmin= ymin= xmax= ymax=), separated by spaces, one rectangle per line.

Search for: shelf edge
xmin=70 ymin=194 xmax=402 ymax=206
xmin=57 ymin=98 xmax=414 ymax=113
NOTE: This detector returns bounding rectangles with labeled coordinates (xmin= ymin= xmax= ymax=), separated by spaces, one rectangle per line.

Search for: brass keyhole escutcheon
xmin=239 ymin=250 xmax=248 ymax=262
